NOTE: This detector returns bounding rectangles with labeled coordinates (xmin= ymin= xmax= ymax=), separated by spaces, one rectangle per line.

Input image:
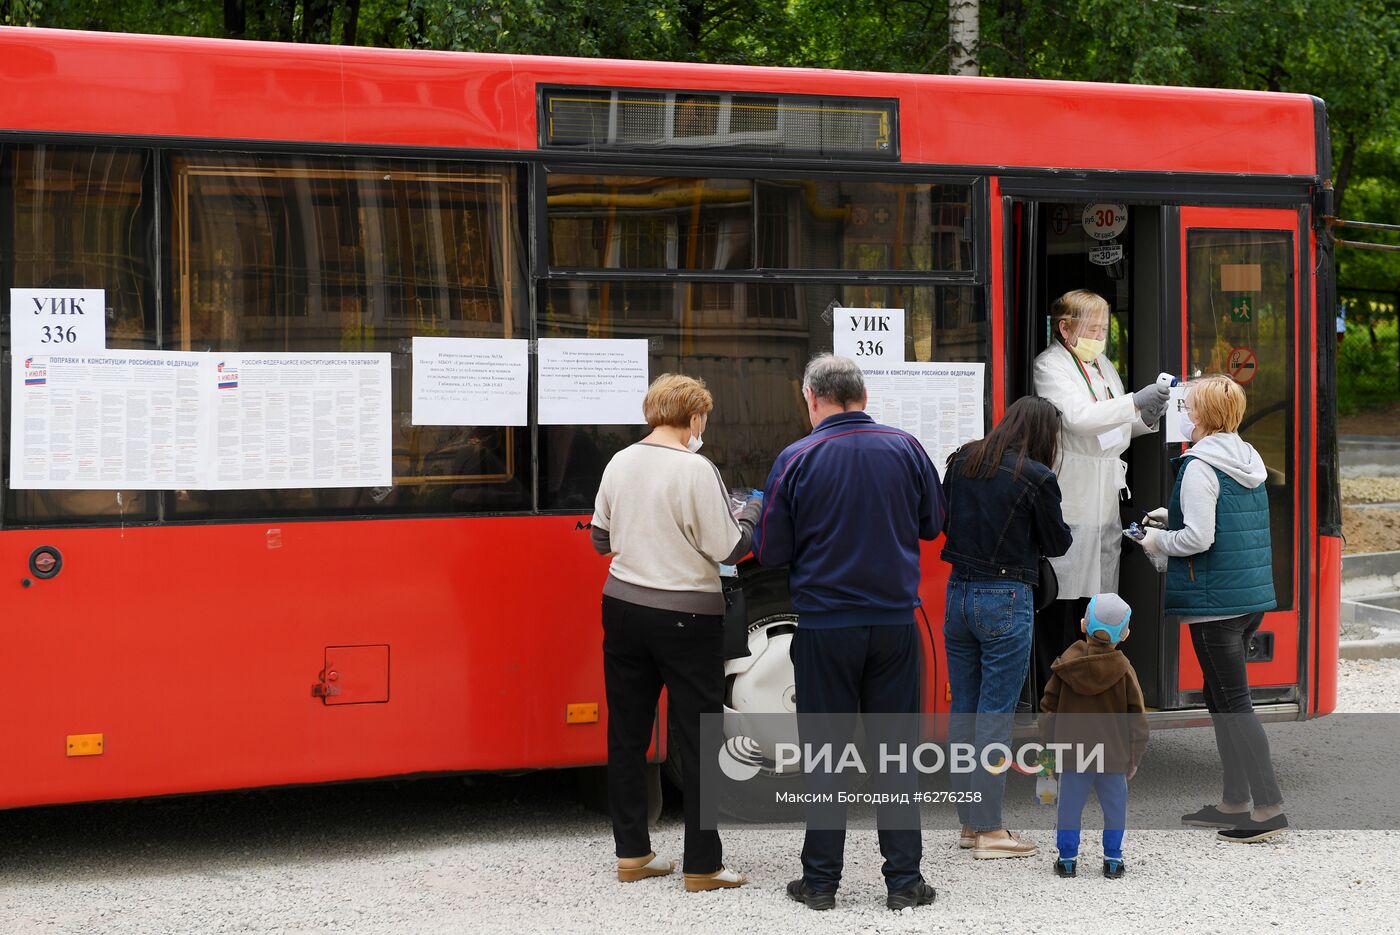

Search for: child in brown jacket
xmin=1039 ymin=592 xmax=1149 ymax=879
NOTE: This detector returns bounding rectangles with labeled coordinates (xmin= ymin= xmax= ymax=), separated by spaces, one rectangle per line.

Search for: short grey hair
xmin=803 ymin=354 xmax=866 ymax=406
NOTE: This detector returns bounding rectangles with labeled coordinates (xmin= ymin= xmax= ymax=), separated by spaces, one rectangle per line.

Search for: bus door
xmin=1004 ymin=198 xmax=1306 ymax=714
xmin=1174 ymin=207 xmax=1305 ymax=714
xmin=1006 ymin=198 xmax=1173 ymax=707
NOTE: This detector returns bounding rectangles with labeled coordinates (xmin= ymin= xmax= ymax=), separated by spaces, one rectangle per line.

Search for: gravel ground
xmin=3 ymin=660 xmax=1400 ymax=935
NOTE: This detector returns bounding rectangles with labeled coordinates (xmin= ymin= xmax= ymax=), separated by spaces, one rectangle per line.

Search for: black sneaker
xmin=886 ymin=880 xmax=936 ymax=911
xmin=1054 ymin=858 xmax=1077 ymax=878
xmin=1218 ymin=813 xmax=1289 ymax=843
xmin=1103 ymin=858 xmax=1125 ymax=879
xmin=786 ymin=878 xmax=836 ymax=911
xmin=1181 ymin=804 xmax=1249 ymax=828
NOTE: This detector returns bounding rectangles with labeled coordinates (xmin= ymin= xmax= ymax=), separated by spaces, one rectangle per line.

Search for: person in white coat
xmin=1031 ymin=289 xmax=1171 ymax=698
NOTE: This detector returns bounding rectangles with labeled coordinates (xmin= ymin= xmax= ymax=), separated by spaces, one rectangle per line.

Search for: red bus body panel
xmin=1314 ymin=536 xmax=1342 ymax=715
xmin=4 ymin=517 xmax=613 ymax=808
xmin=0 ymin=27 xmax=1317 ymax=175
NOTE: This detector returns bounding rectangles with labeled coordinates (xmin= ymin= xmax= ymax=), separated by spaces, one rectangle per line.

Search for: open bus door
xmin=1173 ymin=207 xmax=1307 ymax=714
xmin=1005 ymin=196 xmax=1309 ymax=716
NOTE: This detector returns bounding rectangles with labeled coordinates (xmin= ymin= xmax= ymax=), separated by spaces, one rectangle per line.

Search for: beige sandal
xmin=617 ymin=852 xmax=675 ymax=882
xmin=958 ymin=825 xmax=975 ymax=849
xmin=683 ymin=866 xmax=747 ymax=892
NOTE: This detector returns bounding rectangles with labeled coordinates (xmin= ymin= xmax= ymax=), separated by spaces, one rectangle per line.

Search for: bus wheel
xmin=576 ymin=763 xmax=663 ymax=828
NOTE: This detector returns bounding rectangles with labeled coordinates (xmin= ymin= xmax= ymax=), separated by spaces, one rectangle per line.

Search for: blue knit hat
xmin=1086 ymin=593 xmax=1132 ymax=644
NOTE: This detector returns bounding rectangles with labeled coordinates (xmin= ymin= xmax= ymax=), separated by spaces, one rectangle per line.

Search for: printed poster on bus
xmin=208 ymin=354 xmax=392 ymax=490
xmin=9 ymin=288 xmax=108 ymax=356
xmin=862 ymin=362 xmax=986 ymax=471
xmin=536 ymin=338 xmax=650 ymax=425
xmin=9 ymin=351 xmax=212 ymax=490
xmin=10 ymin=352 xmax=394 ymax=491
xmin=834 ymin=307 xmax=905 ymax=365
xmin=411 ymin=336 xmax=529 ymax=426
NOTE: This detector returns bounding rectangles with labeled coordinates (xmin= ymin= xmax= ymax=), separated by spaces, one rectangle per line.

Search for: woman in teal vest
xmin=1138 ymin=375 xmax=1286 ymax=843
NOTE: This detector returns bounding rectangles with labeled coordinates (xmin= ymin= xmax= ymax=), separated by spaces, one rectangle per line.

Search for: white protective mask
xmin=1179 ymin=413 xmax=1196 ymax=441
xmin=687 ymin=435 xmax=704 ymax=453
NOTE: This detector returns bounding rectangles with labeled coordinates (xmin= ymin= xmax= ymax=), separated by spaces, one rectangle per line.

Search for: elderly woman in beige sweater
xmin=591 ymin=373 xmax=760 ymax=892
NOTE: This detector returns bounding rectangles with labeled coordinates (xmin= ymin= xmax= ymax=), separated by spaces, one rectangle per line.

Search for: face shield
xmin=1055 ymin=308 xmax=1110 ymax=363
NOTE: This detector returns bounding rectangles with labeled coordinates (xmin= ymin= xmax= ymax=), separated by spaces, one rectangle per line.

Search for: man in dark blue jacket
xmin=754 ymin=353 xmax=946 ymax=913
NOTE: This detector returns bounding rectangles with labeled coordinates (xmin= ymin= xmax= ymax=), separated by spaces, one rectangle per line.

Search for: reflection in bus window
xmin=1 ymin=145 xmax=156 ymax=526
xmin=538 ymin=281 xmax=984 ymax=511
xmin=165 ymin=153 xmax=529 ymax=519
xmin=1186 ymin=229 xmax=1294 ymax=608
xmin=546 ymin=174 xmax=974 ymax=274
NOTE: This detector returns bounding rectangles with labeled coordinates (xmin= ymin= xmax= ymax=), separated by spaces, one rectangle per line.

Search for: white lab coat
xmin=1033 ymin=341 xmax=1156 ymax=599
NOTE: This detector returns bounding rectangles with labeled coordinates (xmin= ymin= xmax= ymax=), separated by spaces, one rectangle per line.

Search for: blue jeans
xmin=1056 ymin=771 xmax=1127 ymax=860
xmin=944 ymin=576 xmax=1034 ymax=832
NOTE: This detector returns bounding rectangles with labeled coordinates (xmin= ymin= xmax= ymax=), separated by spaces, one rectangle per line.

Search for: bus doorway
xmin=1006 ymin=197 xmax=1307 ymax=714
xmin=1006 ymin=199 xmax=1174 ymax=708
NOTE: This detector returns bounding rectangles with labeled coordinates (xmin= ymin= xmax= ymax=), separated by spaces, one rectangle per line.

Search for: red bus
xmin=0 ymin=27 xmax=1341 ymax=810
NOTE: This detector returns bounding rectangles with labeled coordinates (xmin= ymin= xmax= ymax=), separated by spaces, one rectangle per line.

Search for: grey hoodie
xmin=1154 ymin=432 xmax=1269 ymax=623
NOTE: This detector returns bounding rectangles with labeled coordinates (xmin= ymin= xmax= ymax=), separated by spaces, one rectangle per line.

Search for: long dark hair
xmin=948 ymin=396 xmax=1061 ymax=481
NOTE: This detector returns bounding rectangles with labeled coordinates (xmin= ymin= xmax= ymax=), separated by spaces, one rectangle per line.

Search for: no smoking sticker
xmin=1227 ymin=346 xmax=1258 ymax=384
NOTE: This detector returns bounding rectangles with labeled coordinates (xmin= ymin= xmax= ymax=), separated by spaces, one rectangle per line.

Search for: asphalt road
xmin=3 ymin=659 xmax=1399 ymax=935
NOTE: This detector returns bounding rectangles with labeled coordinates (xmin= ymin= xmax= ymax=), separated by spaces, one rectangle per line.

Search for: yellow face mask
xmin=1071 ymin=335 xmax=1105 ymax=362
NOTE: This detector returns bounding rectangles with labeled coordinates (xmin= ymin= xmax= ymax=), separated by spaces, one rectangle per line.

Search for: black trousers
xmin=792 ymin=624 xmax=922 ymax=894
xmin=1033 ymin=597 xmax=1089 ymax=705
xmin=1188 ymin=613 xmax=1284 ymax=808
xmin=602 ymin=594 xmax=724 ymax=874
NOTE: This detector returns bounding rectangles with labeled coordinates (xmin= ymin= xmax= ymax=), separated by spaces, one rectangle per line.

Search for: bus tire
xmin=577 ymin=763 xmax=663 ymax=829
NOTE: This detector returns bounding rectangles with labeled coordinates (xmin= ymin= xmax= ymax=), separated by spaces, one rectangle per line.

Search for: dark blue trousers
xmin=1055 ymin=770 xmax=1127 ymax=860
xmin=792 ymin=623 xmax=922 ymax=894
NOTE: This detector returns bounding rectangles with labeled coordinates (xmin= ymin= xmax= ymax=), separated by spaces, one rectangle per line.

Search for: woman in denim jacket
xmin=941 ymin=396 xmax=1073 ymax=859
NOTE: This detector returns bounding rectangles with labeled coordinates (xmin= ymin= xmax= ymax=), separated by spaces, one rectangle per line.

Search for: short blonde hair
xmin=642 ymin=373 xmax=713 ymax=428
xmin=1187 ymin=374 xmax=1247 ymax=435
xmin=1050 ymin=289 xmax=1110 ymax=332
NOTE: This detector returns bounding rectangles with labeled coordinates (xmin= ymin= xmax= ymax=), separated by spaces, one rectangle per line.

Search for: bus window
xmin=546 ymin=174 xmax=975 ymax=274
xmin=1 ymin=145 xmax=157 ymax=526
xmin=1185 ymin=229 xmax=1295 ymax=608
xmin=537 ymin=281 xmax=983 ymax=510
xmin=163 ymin=153 xmax=530 ymax=519
xmin=547 ymin=175 xmax=752 ymax=271
xmin=755 ymin=179 xmax=974 ymax=273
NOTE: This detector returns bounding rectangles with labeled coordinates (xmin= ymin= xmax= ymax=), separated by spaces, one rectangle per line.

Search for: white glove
xmin=1132 ymin=381 xmax=1171 ymax=425
xmin=1143 ymin=507 xmax=1168 ymax=528
xmin=1139 ymin=527 xmax=1168 ymax=572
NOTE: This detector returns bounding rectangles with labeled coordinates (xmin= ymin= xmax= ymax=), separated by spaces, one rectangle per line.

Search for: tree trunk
xmin=223 ymin=0 xmax=246 ymax=38
xmin=301 ymin=0 xmax=334 ymax=43
xmin=949 ymin=0 xmax=979 ymax=76
xmin=341 ymin=0 xmax=360 ymax=45
xmin=679 ymin=0 xmax=705 ymax=55
xmin=275 ymin=0 xmax=295 ymax=42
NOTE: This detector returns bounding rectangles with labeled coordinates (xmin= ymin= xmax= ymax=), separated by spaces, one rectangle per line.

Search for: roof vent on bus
xmin=540 ymin=86 xmax=898 ymax=159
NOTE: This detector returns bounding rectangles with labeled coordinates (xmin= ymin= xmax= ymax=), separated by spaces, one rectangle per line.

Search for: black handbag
xmin=721 ymin=577 xmax=752 ymax=660
xmin=1034 ymin=556 xmax=1059 ymax=611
